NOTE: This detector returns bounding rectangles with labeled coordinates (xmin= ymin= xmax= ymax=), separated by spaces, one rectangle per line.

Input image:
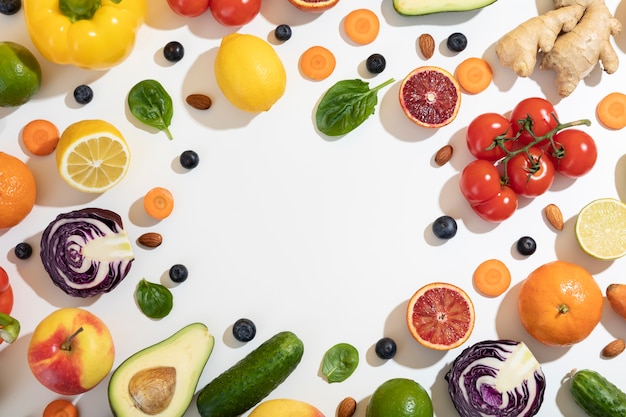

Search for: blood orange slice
xmin=399 ymin=66 xmax=461 ymax=128
xmin=406 ymin=282 xmax=475 ymax=350
xmin=288 ymin=0 xmax=339 ymax=12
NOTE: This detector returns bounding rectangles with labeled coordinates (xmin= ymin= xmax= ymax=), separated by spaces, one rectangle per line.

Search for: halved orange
xmin=399 ymin=66 xmax=461 ymax=128
xmin=406 ymin=282 xmax=475 ymax=350
xmin=288 ymin=0 xmax=339 ymax=12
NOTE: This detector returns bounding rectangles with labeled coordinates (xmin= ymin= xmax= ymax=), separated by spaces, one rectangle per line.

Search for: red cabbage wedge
xmin=40 ymin=208 xmax=134 ymax=298
xmin=445 ymin=339 xmax=545 ymax=417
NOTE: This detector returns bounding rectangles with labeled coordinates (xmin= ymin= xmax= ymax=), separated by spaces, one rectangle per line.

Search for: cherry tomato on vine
xmin=0 ymin=267 xmax=8 ymax=294
xmin=549 ymin=129 xmax=597 ymax=178
xmin=510 ymin=97 xmax=558 ymax=146
xmin=210 ymin=0 xmax=261 ymax=26
xmin=466 ymin=113 xmax=515 ymax=161
xmin=0 ymin=267 xmax=13 ymax=315
xmin=167 ymin=0 xmax=210 ymax=17
xmin=507 ymin=147 xmax=555 ymax=197
xmin=459 ymin=160 xmax=502 ymax=204
xmin=471 ymin=185 xmax=518 ymax=222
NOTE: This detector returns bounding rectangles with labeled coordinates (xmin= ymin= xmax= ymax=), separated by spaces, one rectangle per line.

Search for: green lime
xmin=366 ymin=378 xmax=433 ymax=417
xmin=575 ymin=198 xmax=626 ymax=260
xmin=0 ymin=41 xmax=42 ymax=107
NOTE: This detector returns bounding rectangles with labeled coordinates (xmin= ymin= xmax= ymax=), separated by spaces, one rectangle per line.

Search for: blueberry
xmin=516 ymin=236 xmax=537 ymax=256
xmin=232 ymin=318 xmax=256 ymax=342
xmin=180 ymin=150 xmax=199 ymax=169
xmin=169 ymin=264 xmax=188 ymax=283
xmin=0 ymin=0 xmax=21 ymax=15
xmin=73 ymin=84 xmax=93 ymax=104
xmin=446 ymin=32 xmax=467 ymax=52
xmin=375 ymin=337 xmax=397 ymax=359
xmin=163 ymin=41 xmax=184 ymax=62
xmin=275 ymin=24 xmax=292 ymax=41
xmin=14 ymin=242 xmax=32 ymax=260
xmin=366 ymin=53 xmax=386 ymax=74
xmin=432 ymin=215 xmax=457 ymax=239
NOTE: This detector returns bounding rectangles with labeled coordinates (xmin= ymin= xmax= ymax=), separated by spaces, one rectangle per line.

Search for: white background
xmin=2 ymin=0 xmax=626 ymax=416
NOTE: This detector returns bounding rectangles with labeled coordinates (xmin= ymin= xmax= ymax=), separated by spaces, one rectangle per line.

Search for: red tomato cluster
xmin=167 ymin=0 xmax=261 ymax=26
xmin=460 ymin=97 xmax=598 ymax=222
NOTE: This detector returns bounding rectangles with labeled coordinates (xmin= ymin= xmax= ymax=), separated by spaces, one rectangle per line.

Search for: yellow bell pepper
xmin=23 ymin=0 xmax=147 ymax=70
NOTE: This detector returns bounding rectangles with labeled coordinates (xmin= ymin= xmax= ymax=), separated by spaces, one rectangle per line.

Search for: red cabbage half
xmin=40 ymin=208 xmax=135 ymax=298
xmin=445 ymin=339 xmax=546 ymax=417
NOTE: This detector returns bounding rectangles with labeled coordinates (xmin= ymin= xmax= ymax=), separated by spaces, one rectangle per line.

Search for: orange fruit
xmin=287 ymin=0 xmax=339 ymax=12
xmin=399 ymin=66 xmax=461 ymax=128
xmin=518 ymin=260 xmax=603 ymax=347
xmin=0 ymin=152 xmax=37 ymax=229
xmin=606 ymin=283 xmax=626 ymax=320
xmin=406 ymin=282 xmax=475 ymax=350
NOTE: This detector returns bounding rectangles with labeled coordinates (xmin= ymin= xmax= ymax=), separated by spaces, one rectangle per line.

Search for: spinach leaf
xmin=315 ymin=78 xmax=394 ymax=138
xmin=322 ymin=342 xmax=359 ymax=383
xmin=128 ymin=79 xmax=174 ymax=139
xmin=135 ymin=278 xmax=173 ymax=319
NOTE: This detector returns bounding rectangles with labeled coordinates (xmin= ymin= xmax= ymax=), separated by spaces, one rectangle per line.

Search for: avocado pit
xmin=129 ymin=366 xmax=176 ymax=415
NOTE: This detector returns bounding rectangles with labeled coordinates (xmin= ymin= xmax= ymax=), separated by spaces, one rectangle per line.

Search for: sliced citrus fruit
xmin=406 ymin=282 xmax=475 ymax=350
xmin=575 ymin=198 xmax=626 ymax=260
xmin=399 ymin=66 xmax=461 ymax=128
xmin=288 ymin=0 xmax=339 ymax=12
xmin=56 ymin=120 xmax=130 ymax=193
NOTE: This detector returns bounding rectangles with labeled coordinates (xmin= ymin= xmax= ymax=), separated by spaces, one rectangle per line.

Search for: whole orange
xmin=518 ymin=260 xmax=602 ymax=347
xmin=0 ymin=152 xmax=36 ymax=229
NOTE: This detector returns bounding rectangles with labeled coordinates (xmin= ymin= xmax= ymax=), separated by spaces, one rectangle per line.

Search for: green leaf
xmin=315 ymin=78 xmax=394 ymax=138
xmin=321 ymin=343 xmax=359 ymax=383
xmin=135 ymin=278 xmax=173 ymax=319
xmin=128 ymin=79 xmax=174 ymax=139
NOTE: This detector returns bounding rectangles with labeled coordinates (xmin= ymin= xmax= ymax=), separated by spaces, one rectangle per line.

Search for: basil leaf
xmin=135 ymin=278 xmax=173 ymax=319
xmin=128 ymin=79 xmax=174 ymax=139
xmin=321 ymin=343 xmax=359 ymax=383
xmin=315 ymin=78 xmax=394 ymax=138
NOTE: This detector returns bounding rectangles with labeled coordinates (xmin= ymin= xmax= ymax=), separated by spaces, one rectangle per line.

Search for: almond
xmin=544 ymin=204 xmax=564 ymax=230
xmin=601 ymin=338 xmax=625 ymax=358
xmin=186 ymin=94 xmax=212 ymax=110
xmin=418 ymin=34 xmax=435 ymax=59
xmin=337 ymin=397 xmax=356 ymax=417
xmin=435 ymin=144 xmax=453 ymax=166
xmin=137 ymin=232 xmax=163 ymax=248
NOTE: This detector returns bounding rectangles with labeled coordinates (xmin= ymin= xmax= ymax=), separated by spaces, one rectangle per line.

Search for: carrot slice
xmin=473 ymin=258 xmax=511 ymax=297
xmin=299 ymin=46 xmax=336 ymax=81
xmin=22 ymin=119 xmax=60 ymax=156
xmin=597 ymin=92 xmax=626 ymax=129
xmin=43 ymin=399 xmax=79 ymax=417
xmin=455 ymin=57 xmax=493 ymax=94
xmin=344 ymin=9 xmax=380 ymax=45
xmin=144 ymin=187 xmax=174 ymax=220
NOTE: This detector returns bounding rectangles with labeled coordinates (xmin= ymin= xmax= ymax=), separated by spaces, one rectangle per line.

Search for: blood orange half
xmin=399 ymin=66 xmax=461 ymax=128
xmin=406 ymin=282 xmax=475 ymax=350
xmin=288 ymin=0 xmax=339 ymax=12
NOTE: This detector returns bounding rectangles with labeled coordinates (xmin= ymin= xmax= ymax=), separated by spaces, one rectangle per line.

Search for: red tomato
xmin=459 ymin=160 xmax=502 ymax=204
xmin=507 ymin=147 xmax=555 ymax=197
xmin=466 ymin=113 xmax=515 ymax=161
xmin=510 ymin=97 xmax=558 ymax=146
xmin=549 ymin=129 xmax=597 ymax=178
xmin=471 ymin=185 xmax=518 ymax=223
xmin=0 ymin=267 xmax=8 ymax=293
xmin=210 ymin=0 xmax=261 ymax=26
xmin=167 ymin=0 xmax=211 ymax=17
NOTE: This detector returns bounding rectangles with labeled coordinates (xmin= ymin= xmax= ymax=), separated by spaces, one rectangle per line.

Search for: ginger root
xmin=495 ymin=0 xmax=622 ymax=97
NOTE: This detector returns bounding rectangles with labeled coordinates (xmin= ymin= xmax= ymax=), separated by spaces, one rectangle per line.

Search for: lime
xmin=0 ymin=41 xmax=42 ymax=107
xmin=575 ymin=198 xmax=626 ymax=260
xmin=366 ymin=378 xmax=433 ymax=417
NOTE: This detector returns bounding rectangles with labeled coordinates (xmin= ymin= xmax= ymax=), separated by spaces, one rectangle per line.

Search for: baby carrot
xmin=344 ymin=9 xmax=380 ymax=45
xmin=43 ymin=399 xmax=79 ymax=417
xmin=144 ymin=187 xmax=174 ymax=220
xmin=22 ymin=119 xmax=60 ymax=156
xmin=597 ymin=92 xmax=626 ymax=129
xmin=473 ymin=258 xmax=511 ymax=297
xmin=455 ymin=57 xmax=493 ymax=94
xmin=299 ymin=46 xmax=336 ymax=81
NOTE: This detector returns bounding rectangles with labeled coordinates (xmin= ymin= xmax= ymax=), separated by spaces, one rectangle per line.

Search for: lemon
xmin=56 ymin=120 xmax=130 ymax=193
xmin=214 ymin=33 xmax=286 ymax=112
xmin=366 ymin=378 xmax=433 ymax=417
xmin=575 ymin=198 xmax=626 ymax=260
xmin=0 ymin=41 xmax=42 ymax=107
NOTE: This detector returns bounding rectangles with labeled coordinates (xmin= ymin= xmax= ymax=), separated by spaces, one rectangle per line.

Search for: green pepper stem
xmin=59 ymin=0 xmax=102 ymax=22
xmin=0 ymin=312 xmax=21 ymax=344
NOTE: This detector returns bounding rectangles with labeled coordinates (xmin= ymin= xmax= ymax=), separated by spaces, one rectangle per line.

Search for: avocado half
xmin=109 ymin=322 xmax=215 ymax=417
xmin=393 ymin=0 xmax=497 ymax=16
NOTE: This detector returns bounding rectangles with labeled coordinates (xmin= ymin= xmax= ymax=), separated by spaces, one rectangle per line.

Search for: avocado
xmin=393 ymin=0 xmax=497 ymax=16
xmin=109 ymin=322 xmax=215 ymax=417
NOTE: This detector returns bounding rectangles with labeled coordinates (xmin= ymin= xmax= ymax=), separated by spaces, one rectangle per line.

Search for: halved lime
xmin=575 ymin=198 xmax=626 ymax=260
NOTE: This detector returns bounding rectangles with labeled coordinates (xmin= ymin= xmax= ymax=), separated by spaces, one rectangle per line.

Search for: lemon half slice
xmin=575 ymin=198 xmax=626 ymax=260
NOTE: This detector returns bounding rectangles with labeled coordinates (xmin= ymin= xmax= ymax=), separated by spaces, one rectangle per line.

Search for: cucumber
xmin=570 ymin=369 xmax=626 ymax=417
xmin=196 ymin=331 xmax=304 ymax=417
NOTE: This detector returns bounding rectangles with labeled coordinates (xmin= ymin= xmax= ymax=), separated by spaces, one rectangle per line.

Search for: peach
xmin=249 ymin=399 xmax=325 ymax=417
